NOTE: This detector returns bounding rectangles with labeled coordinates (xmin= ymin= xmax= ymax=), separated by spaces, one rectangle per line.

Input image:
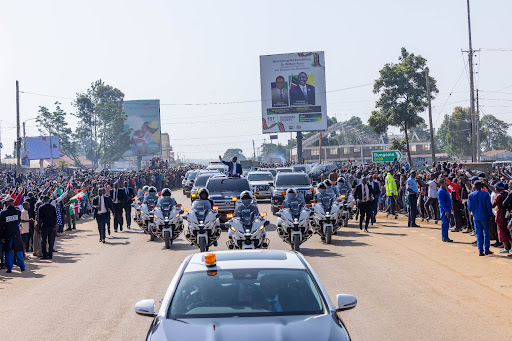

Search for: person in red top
xmin=492 ymin=182 xmax=511 ymax=253
xmin=446 ymin=176 xmax=463 ymax=232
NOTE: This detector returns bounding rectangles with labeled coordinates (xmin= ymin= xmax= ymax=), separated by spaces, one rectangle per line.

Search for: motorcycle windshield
xmin=321 ymin=196 xmax=333 ymax=211
xmin=157 ymin=197 xmax=175 ymax=216
xmin=191 ymin=200 xmax=212 ymax=221
xmin=143 ymin=194 xmax=158 ymax=207
xmin=288 ymin=201 xmax=302 ymax=217
xmin=239 ymin=209 xmax=254 ymax=227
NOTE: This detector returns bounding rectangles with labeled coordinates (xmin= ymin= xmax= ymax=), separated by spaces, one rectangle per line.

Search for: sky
xmin=1 ymin=0 xmax=512 ymax=161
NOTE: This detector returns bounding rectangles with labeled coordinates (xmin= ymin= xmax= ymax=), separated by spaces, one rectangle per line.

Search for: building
xmin=161 ymin=133 xmax=175 ymax=163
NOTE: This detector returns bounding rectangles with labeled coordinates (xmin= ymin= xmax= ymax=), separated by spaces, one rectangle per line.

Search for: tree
xmin=36 ymin=102 xmax=80 ymax=164
xmin=73 ymin=80 xmax=131 ymax=167
xmin=436 ymin=107 xmax=472 ymax=158
xmin=222 ymin=148 xmax=246 ymax=161
xmin=389 ymin=138 xmax=407 ymax=153
xmin=479 ymin=114 xmax=512 ymax=152
xmin=369 ymin=48 xmax=438 ymax=167
xmin=260 ymin=143 xmax=288 ymax=163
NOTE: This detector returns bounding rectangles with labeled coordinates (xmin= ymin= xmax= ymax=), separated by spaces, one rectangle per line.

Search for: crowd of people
xmin=0 ymin=162 xmax=195 ymax=273
xmin=1 ymin=156 xmax=511 ymax=273
xmin=327 ymin=160 xmax=512 ymax=257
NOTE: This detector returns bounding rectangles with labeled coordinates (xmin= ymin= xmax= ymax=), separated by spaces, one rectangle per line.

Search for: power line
xmin=433 ymin=60 xmax=468 ymax=125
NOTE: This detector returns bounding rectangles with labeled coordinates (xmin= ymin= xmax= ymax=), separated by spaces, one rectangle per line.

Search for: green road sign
xmin=372 ymin=150 xmax=402 ymax=163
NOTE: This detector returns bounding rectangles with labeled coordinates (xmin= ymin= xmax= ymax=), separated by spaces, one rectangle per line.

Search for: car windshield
xmin=276 ymin=174 xmax=310 ymax=186
xmin=194 ymin=174 xmax=214 ymax=187
xmin=292 ymin=166 xmax=307 ymax=172
xmin=208 ymin=166 xmax=226 ymax=173
xmin=206 ymin=178 xmax=251 ymax=193
xmin=277 ymin=168 xmax=293 ymax=173
xmin=189 ymin=171 xmax=199 ymax=180
xmin=311 ymin=166 xmax=325 ymax=172
xmin=168 ymin=268 xmax=324 ymax=318
xmin=248 ymin=173 xmax=273 ymax=182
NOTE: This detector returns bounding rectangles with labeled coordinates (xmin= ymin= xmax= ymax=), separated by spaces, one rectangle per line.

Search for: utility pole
xmin=297 ymin=131 xmax=303 ymax=164
xmin=318 ymin=131 xmax=322 ymax=164
xmin=466 ymin=0 xmax=477 ymax=162
xmin=23 ymin=122 xmax=26 ymax=151
xmin=252 ymin=140 xmax=256 ymax=160
xmin=16 ymin=80 xmax=21 ymax=174
xmin=476 ymin=89 xmax=480 ymax=161
xmin=425 ymin=67 xmax=436 ymax=163
xmin=49 ymin=130 xmax=54 ymax=166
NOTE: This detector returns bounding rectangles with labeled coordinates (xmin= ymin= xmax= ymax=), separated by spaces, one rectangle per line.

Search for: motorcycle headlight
xmin=259 ymin=225 xmax=264 ymax=230
xmin=175 ymin=213 xmax=180 ymax=218
xmin=230 ymin=227 xmax=235 ymax=232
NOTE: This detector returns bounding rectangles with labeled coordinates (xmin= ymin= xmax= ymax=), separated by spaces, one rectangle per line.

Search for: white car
xmin=247 ymin=171 xmax=274 ymax=199
xmin=135 ymin=250 xmax=357 ymax=341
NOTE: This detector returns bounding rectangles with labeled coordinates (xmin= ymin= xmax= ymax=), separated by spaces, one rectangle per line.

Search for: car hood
xmin=149 ymin=314 xmax=349 ymax=341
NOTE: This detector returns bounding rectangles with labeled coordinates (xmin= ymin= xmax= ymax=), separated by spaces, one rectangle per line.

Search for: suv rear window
xmin=206 ymin=178 xmax=251 ymax=193
xmin=276 ymin=174 xmax=310 ymax=186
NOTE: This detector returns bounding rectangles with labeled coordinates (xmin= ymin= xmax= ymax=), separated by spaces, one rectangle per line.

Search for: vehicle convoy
xmin=311 ymin=183 xmax=342 ymax=244
xmin=134 ymin=250 xmax=357 ymax=341
xmin=184 ymin=189 xmax=222 ymax=252
xmin=139 ymin=187 xmax=160 ymax=235
xmin=206 ymin=176 xmax=252 ymax=223
xmin=276 ymin=188 xmax=314 ymax=251
xmin=190 ymin=171 xmax=222 ymax=202
xmin=206 ymin=162 xmax=228 ymax=174
xmin=183 ymin=170 xmax=201 ymax=197
xmin=247 ymin=171 xmax=274 ymax=199
xmin=271 ymin=173 xmax=314 ymax=214
xmin=152 ymin=188 xmax=185 ymax=248
xmin=226 ymin=191 xmax=269 ymax=249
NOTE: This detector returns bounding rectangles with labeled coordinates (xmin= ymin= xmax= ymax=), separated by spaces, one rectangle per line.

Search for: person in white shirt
xmin=20 ymin=202 xmax=33 ymax=259
xmin=424 ymin=174 xmax=440 ymax=223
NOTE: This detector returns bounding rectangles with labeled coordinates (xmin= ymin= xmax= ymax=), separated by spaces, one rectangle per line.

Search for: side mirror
xmin=268 ymin=182 xmax=273 ymax=186
xmin=263 ymin=221 xmax=270 ymax=227
xmin=225 ymin=222 xmax=231 ymax=228
xmin=179 ymin=210 xmax=184 ymax=215
xmin=335 ymin=294 xmax=357 ymax=312
xmin=134 ymin=299 xmax=157 ymax=316
xmin=275 ymin=212 xmax=281 ymax=217
xmin=216 ymin=213 xmax=221 ymax=218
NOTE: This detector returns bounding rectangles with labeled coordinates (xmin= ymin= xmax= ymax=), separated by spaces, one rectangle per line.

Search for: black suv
xmin=206 ymin=177 xmax=251 ymax=223
xmin=271 ymin=172 xmax=314 ymax=213
xmin=308 ymin=164 xmax=337 ymax=183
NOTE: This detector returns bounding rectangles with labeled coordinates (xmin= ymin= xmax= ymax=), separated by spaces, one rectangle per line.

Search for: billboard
xmin=25 ymin=136 xmax=59 ymax=159
xmin=260 ymin=51 xmax=327 ymax=133
xmin=123 ymin=100 xmax=161 ymax=156
xmin=21 ymin=150 xmax=30 ymax=168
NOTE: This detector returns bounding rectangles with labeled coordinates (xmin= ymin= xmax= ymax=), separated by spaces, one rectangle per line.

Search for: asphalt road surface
xmin=1 ymin=190 xmax=511 ymax=340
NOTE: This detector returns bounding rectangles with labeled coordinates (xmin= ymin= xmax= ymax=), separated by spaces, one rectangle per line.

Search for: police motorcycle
xmin=336 ymin=177 xmax=354 ymax=227
xmin=152 ymin=188 xmax=185 ymax=248
xmin=183 ymin=188 xmax=221 ymax=252
xmin=276 ymin=188 xmax=314 ymax=252
xmin=133 ymin=185 xmax=148 ymax=227
xmin=139 ymin=186 xmax=159 ymax=237
xmin=311 ymin=182 xmax=342 ymax=244
xmin=226 ymin=191 xmax=270 ymax=249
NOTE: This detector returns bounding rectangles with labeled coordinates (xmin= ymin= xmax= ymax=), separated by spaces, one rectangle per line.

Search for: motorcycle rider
xmin=188 ymin=188 xmax=218 ymax=247
xmin=137 ymin=185 xmax=149 ymax=199
xmin=143 ymin=186 xmax=158 ymax=204
xmin=194 ymin=188 xmax=213 ymax=209
xmin=314 ymin=182 xmax=328 ymax=201
xmin=234 ymin=191 xmax=260 ymax=218
xmin=283 ymin=188 xmax=305 ymax=210
xmin=324 ymin=179 xmax=339 ymax=196
xmin=337 ymin=177 xmax=352 ymax=197
xmin=157 ymin=188 xmax=177 ymax=207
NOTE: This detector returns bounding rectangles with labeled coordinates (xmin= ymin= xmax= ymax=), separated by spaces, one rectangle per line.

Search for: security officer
xmin=283 ymin=188 xmax=305 ymax=210
xmin=0 ymin=197 xmax=25 ymax=273
xmin=158 ymin=188 xmax=177 ymax=208
xmin=336 ymin=177 xmax=351 ymax=197
xmin=38 ymin=195 xmax=57 ymax=260
xmin=234 ymin=191 xmax=259 ymax=218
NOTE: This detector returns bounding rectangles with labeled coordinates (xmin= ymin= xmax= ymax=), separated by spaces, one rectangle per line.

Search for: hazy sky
xmin=1 ymin=0 xmax=511 ymax=161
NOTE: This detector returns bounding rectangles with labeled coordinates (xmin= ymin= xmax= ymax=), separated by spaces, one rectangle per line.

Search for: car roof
xmin=247 ymin=171 xmax=273 ymax=175
xmin=185 ymin=250 xmax=306 ymax=272
xmin=276 ymin=172 xmax=308 ymax=177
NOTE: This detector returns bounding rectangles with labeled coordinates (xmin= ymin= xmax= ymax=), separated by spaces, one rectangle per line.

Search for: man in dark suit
xmin=38 ymin=195 xmax=57 ymax=259
xmin=218 ymin=155 xmax=243 ymax=177
xmin=110 ymin=182 xmax=127 ymax=232
xmin=271 ymin=76 xmax=288 ymax=107
xmin=92 ymin=188 xmax=114 ymax=243
xmin=355 ymin=176 xmax=376 ymax=232
xmin=121 ymin=181 xmax=135 ymax=229
xmin=289 ymin=72 xmax=315 ymax=106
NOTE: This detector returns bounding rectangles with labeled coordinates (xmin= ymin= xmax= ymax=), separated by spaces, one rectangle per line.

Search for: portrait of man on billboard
xmin=289 ymin=72 xmax=315 ymax=106
xmin=271 ymin=75 xmax=288 ymax=107
xmin=130 ymin=120 xmax=160 ymax=155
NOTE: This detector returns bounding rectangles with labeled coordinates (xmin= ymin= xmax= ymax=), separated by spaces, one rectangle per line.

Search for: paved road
xmin=1 ymin=190 xmax=511 ymax=340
